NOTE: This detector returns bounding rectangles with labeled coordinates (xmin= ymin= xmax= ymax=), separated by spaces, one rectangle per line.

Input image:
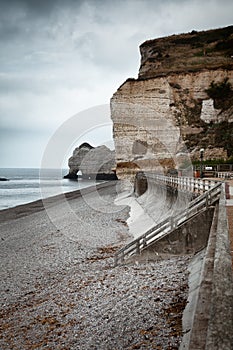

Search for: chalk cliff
xmin=111 ymin=26 xmax=233 ymax=181
xmin=64 ymin=143 xmax=117 ymax=180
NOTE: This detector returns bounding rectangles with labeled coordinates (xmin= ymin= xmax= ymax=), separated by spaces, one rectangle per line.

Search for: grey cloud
xmin=1 ymin=0 xmax=233 ymax=168
xmin=0 ymin=0 xmax=63 ymax=17
xmin=0 ymin=74 xmax=52 ymax=94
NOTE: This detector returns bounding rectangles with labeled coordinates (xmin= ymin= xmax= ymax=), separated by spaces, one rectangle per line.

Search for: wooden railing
xmin=114 ymin=178 xmax=222 ymax=266
xmin=146 ymin=174 xmax=219 ymax=194
xmin=217 ymin=172 xmax=233 ymax=179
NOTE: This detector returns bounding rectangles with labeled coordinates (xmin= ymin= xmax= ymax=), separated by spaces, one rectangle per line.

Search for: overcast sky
xmin=0 ymin=0 xmax=232 ymax=168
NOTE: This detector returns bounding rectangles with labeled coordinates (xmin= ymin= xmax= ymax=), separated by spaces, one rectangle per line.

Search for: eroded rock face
xmin=111 ymin=26 xmax=233 ymax=181
xmin=64 ymin=143 xmax=117 ymax=180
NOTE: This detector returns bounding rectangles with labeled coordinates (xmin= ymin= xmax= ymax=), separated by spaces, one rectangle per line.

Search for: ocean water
xmin=0 ymin=168 xmax=99 ymax=210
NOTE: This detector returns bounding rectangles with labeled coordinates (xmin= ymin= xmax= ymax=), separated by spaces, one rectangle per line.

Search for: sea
xmin=0 ymin=168 xmax=99 ymax=211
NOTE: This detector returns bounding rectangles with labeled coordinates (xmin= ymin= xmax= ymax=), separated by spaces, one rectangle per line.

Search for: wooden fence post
xmin=198 ymin=179 xmax=201 ymax=194
xmin=205 ymin=193 xmax=209 ymax=208
xmin=142 ymin=235 xmax=147 ymax=248
xmin=202 ymin=179 xmax=205 ymax=192
xmin=208 ymin=180 xmax=211 ymax=190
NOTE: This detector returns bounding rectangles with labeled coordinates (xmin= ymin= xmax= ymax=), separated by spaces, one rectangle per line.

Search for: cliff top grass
xmin=139 ymin=25 xmax=233 ymax=78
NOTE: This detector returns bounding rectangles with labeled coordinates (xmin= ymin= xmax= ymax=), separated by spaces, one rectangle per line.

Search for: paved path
xmin=226 ymin=205 xmax=233 ymax=267
xmin=226 ymin=180 xmax=233 ymax=268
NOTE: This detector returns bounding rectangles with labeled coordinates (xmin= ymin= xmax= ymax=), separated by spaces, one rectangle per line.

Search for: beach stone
xmin=0 ymin=185 xmax=190 ymax=349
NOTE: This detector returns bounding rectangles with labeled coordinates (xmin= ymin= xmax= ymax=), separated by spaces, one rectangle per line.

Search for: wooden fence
xmin=146 ymin=174 xmax=219 ymax=194
xmin=114 ymin=177 xmax=222 ymax=266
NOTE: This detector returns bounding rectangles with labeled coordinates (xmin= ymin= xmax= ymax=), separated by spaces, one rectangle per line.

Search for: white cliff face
xmin=111 ymin=26 xmax=233 ymax=181
xmin=111 ymin=78 xmax=181 ymax=180
xmin=200 ymin=99 xmax=233 ymax=124
xmin=200 ymin=99 xmax=219 ymax=123
xmin=111 ymin=69 xmax=233 ymax=180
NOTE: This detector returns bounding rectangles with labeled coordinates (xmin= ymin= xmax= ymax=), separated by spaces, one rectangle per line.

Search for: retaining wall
xmin=136 ymin=176 xmax=193 ymax=225
xmin=141 ymin=207 xmax=215 ymax=257
xmin=134 ymin=177 xmax=233 ymax=348
xmin=180 ymin=186 xmax=233 ymax=349
xmin=126 ymin=176 xmax=232 ymax=348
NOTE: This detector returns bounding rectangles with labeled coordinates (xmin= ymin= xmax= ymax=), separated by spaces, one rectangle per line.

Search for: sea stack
xmin=64 ymin=143 xmax=117 ymax=180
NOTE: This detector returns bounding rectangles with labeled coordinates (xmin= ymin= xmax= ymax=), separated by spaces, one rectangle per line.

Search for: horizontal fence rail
xmin=114 ymin=177 xmax=222 ymax=266
xmin=146 ymin=174 xmax=219 ymax=194
xmin=217 ymin=172 xmax=233 ymax=179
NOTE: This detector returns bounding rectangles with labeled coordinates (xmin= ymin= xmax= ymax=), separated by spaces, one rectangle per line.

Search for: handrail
xmin=146 ymin=174 xmax=219 ymax=194
xmin=114 ymin=179 xmax=222 ymax=266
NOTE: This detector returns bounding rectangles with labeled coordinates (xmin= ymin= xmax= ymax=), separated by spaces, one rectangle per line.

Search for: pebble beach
xmin=0 ymin=182 xmax=190 ymax=349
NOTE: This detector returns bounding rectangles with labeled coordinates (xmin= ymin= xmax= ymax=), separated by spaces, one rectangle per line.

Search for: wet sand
xmin=0 ymin=182 xmax=115 ymax=223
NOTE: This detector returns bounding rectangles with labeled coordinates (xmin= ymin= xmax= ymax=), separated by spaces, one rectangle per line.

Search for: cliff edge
xmin=139 ymin=26 xmax=233 ymax=79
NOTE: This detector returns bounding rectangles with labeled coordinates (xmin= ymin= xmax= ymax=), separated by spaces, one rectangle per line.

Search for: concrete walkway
xmin=227 ymin=206 xmax=233 ymax=267
xmin=226 ymin=180 xmax=233 ymax=268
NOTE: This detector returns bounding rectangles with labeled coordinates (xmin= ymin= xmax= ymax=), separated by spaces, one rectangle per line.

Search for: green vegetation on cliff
xmin=185 ymin=121 xmax=233 ymax=157
xmin=139 ymin=25 xmax=233 ymax=79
